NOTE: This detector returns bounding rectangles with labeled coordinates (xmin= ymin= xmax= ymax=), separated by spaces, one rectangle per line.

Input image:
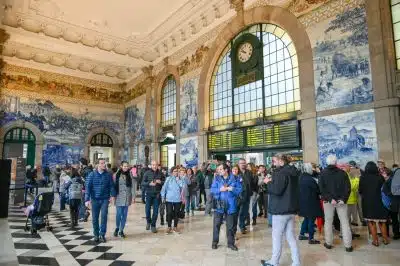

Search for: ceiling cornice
xmin=2 ymin=41 xmax=134 ymax=80
xmin=2 ymin=64 xmax=122 ymax=91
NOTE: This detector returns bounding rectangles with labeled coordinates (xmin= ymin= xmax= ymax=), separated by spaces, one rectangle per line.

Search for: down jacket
xmin=85 ymin=170 xmax=116 ymax=202
xmin=211 ymin=174 xmax=242 ymax=215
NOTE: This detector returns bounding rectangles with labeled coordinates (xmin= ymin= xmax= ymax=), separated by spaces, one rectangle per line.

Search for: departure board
xmin=208 ymin=120 xmax=299 ymax=151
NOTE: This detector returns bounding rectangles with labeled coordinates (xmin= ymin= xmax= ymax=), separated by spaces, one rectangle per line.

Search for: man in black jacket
xmin=319 ymin=154 xmax=353 ymax=252
xmin=261 ymin=154 xmax=300 ymax=266
xmin=142 ymin=160 xmax=164 ymax=233
xmin=238 ymin=158 xmax=252 ymax=234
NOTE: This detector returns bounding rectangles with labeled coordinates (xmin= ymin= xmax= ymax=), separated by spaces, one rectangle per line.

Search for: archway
xmin=198 ymin=5 xmax=317 ymax=163
xmin=3 ymin=127 xmax=36 ymax=168
xmin=85 ymin=127 xmax=120 ymax=166
xmin=0 ymin=120 xmax=45 ymax=173
xmin=89 ymin=133 xmax=113 ymax=165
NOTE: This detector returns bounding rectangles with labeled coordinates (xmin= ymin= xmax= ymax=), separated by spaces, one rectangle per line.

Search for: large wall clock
xmin=231 ymin=32 xmax=264 ymax=88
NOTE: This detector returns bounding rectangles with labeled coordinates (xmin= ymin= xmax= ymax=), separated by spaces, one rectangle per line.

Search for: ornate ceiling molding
xmin=178 ymin=45 xmax=210 ymax=76
xmin=298 ymin=0 xmax=364 ymax=28
xmin=1 ymin=88 xmax=124 ymax=109
xmin=2 ymin=9 xmax=158 ymax=62
xmin=1 ymin=72 xmax=125 ymax=104
xmin=2 ymin=64 xmax=122 ymax=91
xmin=2 ymin=41 xmax=134 ymax=80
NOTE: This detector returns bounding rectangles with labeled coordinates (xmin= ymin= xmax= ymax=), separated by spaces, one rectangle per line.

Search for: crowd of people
xmin=30 ymin=154 xmax=400 ymax=266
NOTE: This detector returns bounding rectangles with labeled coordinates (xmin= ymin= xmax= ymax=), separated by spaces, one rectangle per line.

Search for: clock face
xmin=237 ymin=42 xmax=253 ymax=63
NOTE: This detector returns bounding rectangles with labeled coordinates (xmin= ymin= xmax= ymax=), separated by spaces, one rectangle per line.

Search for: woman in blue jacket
xmin=161 ymin=166 xmax=184 ymax=234
xmin=211 ymin=163 xmax=242 ymax=251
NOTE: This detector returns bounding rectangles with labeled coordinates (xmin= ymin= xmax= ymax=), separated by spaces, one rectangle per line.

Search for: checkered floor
xmin=8 ymin=205 xmax=135 ymax=266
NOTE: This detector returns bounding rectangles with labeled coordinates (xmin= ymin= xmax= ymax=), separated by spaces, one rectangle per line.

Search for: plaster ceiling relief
xmin=2 ymin=41 xmax=134 ymax=80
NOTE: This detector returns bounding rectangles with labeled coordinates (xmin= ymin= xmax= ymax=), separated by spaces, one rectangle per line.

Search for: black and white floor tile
xmin=7 ymin=205 xmax=135 ymax=266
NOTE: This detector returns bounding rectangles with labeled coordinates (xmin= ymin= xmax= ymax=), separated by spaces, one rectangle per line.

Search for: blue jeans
xmin=300 ymin=217 xmax=316 ymax=240
xmin=141 ymin=187 xmax=146 ymax=202
xmin=268 ymin=213 xmax=272 ymax=225
xmin=91 ymin=199 xmax=109 ymax=237
xmin=251 ymin=193 xmax=258 ymax=220
xmin=185 ymin=196 xmax=196 ymax=213
xmin=78 ymin=194 xmax=86 ymax=219
xmin=269 ymin=215 xmax=300 ymax=266
xmin=145 ymin=194 xmax=160 ymax=227
xmin=116 ymin=206 xmax=129 ymax=232
xmin=239 ymin=199 xmax=250 ymax=229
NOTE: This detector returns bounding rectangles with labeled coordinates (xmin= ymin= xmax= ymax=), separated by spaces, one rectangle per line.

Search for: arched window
xmin=209 ymin=24 xmax=299 ymax=127
xmin=391 ymin=0 xmax=400 ymax=69
xmin=5 ymin=128 xmax=36 ymax=142
xmin=90 ymin=133 xmax=113 ymax=147
xmin=161 ymin=75 xmax=177 ymax=128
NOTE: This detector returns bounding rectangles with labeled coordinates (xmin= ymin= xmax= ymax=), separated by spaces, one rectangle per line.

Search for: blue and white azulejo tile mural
xmin=317 ymin=109 xmax=378 ymax=169
xmin=42 ymin=144 xmax=84 ymax=169
xmin=180 ymin=136 xmax=199 ymax=168
xmin=124 ymin=98 xmax=146 ymax=145
xmin=180 ymin=78 xmax=198 ymax=135
xmin=308 ymin=5 xmax=373 ymax=111
xmin=0 ymin=95 xmax=122 ymax=144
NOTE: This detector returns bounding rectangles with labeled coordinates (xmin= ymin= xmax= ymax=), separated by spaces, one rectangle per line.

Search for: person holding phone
xmin=211 ymin=163 xmax=242 ymax=251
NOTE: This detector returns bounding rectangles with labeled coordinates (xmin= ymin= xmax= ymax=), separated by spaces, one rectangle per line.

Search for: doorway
xmin=160 ymin=135 xmax=176 ymax=169
xmin=3 ymin=128 xmax=36 ymax=168
xmin=89 ymin=133 xmax=113 ymax=165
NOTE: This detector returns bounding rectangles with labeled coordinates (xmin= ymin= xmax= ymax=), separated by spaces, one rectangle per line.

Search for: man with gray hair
xmin=319 ymin=154 xmax=353 ymax=252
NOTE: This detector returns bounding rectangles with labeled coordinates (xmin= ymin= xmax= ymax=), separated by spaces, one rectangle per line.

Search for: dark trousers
xmin=166 ymin=202 xmax=181 ymax=228
xmin=239 ymin=199 xmax=250 ymax=229
xmin=159 ymin=201 xmax=165 ymax=222
xmin=59 ymin=193 xmax=66 ymax=211
xmin=145 ymin=194 xmax=160 ymax=227
xmin=389 ymin=211 xmax=399 ymax=236
xmin=213 ymin=212 xmax=236 ymax=246
xmin=141 ymin=187 xmax=146 ymax=203
xmin=69 ymin=199 xmax=81 ymax=226
xmin=300 ymin=217 xmax=316 ymax=240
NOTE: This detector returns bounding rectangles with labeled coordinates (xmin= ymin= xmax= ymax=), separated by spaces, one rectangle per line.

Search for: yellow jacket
xmin=347 ymin=173 xmax=359 ymax=204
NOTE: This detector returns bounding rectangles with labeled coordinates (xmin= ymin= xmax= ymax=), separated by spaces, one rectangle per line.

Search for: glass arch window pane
xmin=263 ymin=24 xmax=299 ymax=115
xmin=209 ymin=23 xmax=300 ymax=126
xmin=210 ymin=44 xmax=232 ymax=126
xmin=392 ymin=1 xmax=400 ymax=69
xmin=161 ymin=76 xmax=177 ymax=127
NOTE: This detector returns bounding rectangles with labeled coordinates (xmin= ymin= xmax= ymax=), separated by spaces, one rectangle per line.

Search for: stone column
xmin=366 ymin=0 xmax=400 ymax=164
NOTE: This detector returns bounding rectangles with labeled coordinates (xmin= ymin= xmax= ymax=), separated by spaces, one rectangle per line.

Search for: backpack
xmin=68 ymin=178 xmax=83 ymax=200
xmin=381 ymin=185 xmax=391 ymax=210
xmin=391 ymin=169 xmax=400 ymax=196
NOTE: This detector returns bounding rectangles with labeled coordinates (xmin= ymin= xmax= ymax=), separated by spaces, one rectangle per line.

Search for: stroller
xmin=24 ymin=192 xmax=54 ymax=234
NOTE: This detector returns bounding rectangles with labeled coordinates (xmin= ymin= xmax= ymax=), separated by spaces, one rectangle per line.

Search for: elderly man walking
xmin=319 ymin=154 xmax=353 ymax=252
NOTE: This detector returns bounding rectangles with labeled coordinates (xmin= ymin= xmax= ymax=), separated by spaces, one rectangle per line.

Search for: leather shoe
xmin=324 ymin=243 xmax=333 ymax=249
xmin=212 ymin=243 xmax=218 ymax=249
xmin=228 ymin=245 xmax=238 ymax=251
xmin=345 ymin=246 xmax=353 ymax=252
